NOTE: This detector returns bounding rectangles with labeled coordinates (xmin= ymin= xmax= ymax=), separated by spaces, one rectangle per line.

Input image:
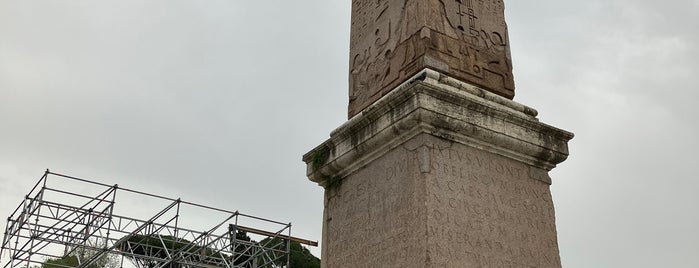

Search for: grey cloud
xmin=1 ymin=1 xmax=697 ymax=267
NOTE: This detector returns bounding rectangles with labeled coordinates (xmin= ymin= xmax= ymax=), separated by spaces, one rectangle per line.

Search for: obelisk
xmin=304 ymin=1 xmax=573 ymax=267
xmin=347 ymin=0 xmax=515 ymax=117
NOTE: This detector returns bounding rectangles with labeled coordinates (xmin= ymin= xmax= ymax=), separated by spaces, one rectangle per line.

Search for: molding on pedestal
xmin=303 ymin=69 xmax=574 ymax=187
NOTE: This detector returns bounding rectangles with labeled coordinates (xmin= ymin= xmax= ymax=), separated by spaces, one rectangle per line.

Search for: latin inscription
xmin=323 ymin=148 xmax=424 ymax=267
xmin=320 ymin=136 xmax=561 ymax=267
xmin=426 ymin=144 xmax=561 ymax=267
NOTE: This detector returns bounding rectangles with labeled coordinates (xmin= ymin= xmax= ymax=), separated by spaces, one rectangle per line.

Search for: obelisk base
xmin=303 ymin=69 xmax=573 ymax=268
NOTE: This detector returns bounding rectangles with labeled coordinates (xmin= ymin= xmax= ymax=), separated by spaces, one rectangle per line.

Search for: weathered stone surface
xmin=318 ymin=133 xmax=561 ymax=268
xmin=321 ymin=143 xmax=428 ymax=267
xmin=304 ymin=69 xmax=573 ymax=267
xmin=306 ymin=70 xmax=571 ymax=184
xmin=348 ymin=0 xmax=515 ymax=118
xmin=424 ymin=135 xmax=561 ymax=267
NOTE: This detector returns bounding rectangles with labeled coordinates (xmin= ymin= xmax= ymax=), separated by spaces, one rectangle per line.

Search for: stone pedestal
xmin=303 ymin=69 xmax=573 ymax=267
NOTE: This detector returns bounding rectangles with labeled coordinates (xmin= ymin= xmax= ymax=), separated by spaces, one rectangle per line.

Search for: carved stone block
xmin=348 ymin=0 xmax=515 ymax=118
xmin=319 ymin=134 xmax=562 ymax=267
xmin=305 ymin=70 xmax=573 ymax=267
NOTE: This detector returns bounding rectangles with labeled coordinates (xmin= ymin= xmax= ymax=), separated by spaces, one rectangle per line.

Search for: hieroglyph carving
xmin=349 ymin=0 xmax=405 ymax=110
xmin=439 ymin=0 xmax=513 ymax=89
xmin=348 ymin=0 xmax=516 ymax=118
xmin=444 ymin=0 xmax=479 ymax=33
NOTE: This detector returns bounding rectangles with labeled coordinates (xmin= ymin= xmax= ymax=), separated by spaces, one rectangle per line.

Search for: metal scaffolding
xmin=1 ymin=170 xmax=317 ymax=268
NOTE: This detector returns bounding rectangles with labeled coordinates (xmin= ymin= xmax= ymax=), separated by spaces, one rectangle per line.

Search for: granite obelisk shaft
xmin=348 ymin=0 xmax=514 ymax=117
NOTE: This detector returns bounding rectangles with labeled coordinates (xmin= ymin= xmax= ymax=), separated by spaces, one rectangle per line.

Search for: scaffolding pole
xmin=1 ymin=171 xmax=317 ymax=268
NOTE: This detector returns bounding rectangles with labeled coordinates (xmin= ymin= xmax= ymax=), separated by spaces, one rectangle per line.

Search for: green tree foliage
xmin=40 ymin=240 xmax=118 ymax=268
xmin=117 ymin=233 xmax=243 ymax=268
xmin=40 ymin=231 xmax=320 ymax=268
xmin=287 ymin=241 xmax=320 ymax=268
xmin=257 ymin=238 xmax=320 ymax=268
xmin=42 ymin=255 xmax=80 ymax=268
xmin=115 ymin=231 xmax=256 ymax=267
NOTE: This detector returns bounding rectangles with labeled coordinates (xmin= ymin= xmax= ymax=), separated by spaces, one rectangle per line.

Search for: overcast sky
xmin=1 ymin=0 xmax=698 ymax=267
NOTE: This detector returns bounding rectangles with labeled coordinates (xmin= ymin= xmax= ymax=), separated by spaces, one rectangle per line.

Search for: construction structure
xmin=1 ymin=170 xmax=317 ymax=268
